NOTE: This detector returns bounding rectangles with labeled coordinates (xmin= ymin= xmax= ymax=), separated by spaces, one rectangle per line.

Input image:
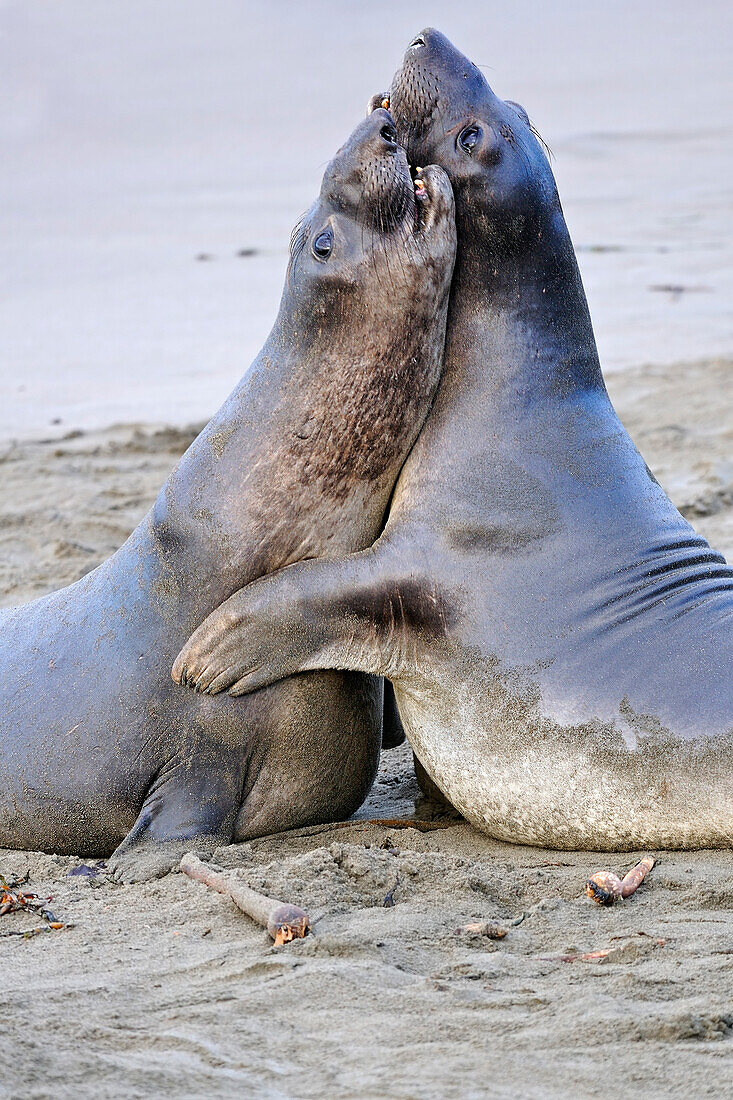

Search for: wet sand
xmin=1 ymin=360 xmax=731 ymax=1098
xmin=2 ymin=819 xmax=732 ymax=1099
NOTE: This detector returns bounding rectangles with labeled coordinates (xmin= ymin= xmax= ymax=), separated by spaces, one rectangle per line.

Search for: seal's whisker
xmin=529 ymin=119 xmax=554 ymax=163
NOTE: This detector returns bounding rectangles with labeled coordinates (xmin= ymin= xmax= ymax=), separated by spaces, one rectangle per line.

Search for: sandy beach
xmin=1 ymin=1 xmax=732 ymax=1096
xmin=1 ymin=360 xmax=731 ymax=1098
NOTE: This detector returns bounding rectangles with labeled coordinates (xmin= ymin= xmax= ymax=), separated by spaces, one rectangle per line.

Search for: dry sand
xmin=0 ymin=360 xmax=731 ymax=1098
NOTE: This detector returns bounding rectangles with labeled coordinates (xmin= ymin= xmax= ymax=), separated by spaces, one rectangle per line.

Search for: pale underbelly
xmin=396 ymin=671 xmax=733 ymax=851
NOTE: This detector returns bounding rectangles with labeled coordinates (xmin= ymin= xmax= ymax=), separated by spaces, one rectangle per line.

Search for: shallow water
xmin=1 ymin=0 xmax=732 ymax=440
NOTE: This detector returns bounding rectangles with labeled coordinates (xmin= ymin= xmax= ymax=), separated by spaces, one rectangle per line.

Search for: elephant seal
xmin=176 ymin=32 xmax=732 ymax=851
xmin=0 ymin=109 xmax=456 ymax=881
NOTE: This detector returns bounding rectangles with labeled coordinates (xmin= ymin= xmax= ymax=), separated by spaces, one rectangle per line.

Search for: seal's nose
xmin=405 ymin=27 xmax=452 ymax=61
xmin=367 ymin=107 xmax=398 ymax=152
xmin=319 ymin=109 xmax=404 ymax=213
xmin=409 ymin=27 xmax=443 ymax=51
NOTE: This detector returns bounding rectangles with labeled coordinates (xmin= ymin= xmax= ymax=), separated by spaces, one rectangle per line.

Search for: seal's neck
xmin=446 ymin=207 xmax=606 ymax=414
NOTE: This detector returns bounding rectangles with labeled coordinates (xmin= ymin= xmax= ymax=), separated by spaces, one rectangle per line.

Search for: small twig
xmin=353 ymin=817 xmax=457 ymax=832
xmin=540 ymin=948 xmax=614 ymax=963
xmin=180 ymin=852 xmax=310 ymax=945
xmin=585 ymin=856 xmax=656 ymax=905
xmin=1 ymin=923 xmax=74 ymax=939
xmin=540 ymin=932 xmax=666 ymax=964
xmin=455 ymin=921 xmax=508 ymax=940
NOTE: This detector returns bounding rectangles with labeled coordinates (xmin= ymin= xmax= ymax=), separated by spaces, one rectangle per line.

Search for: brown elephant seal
xmin=175 ymin=32 xmax=732 ymax=851
xmin=0 ymin=109 xmax=456 ymax=881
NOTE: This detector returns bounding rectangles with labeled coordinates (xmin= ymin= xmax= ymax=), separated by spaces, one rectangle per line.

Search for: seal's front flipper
xmin=107 ymin=750 xmax=243 ymax=883
xmin=108 ymin=823 xmax=219 ymax=884
xmin=172 ymin=543 xmax=442 ymax=697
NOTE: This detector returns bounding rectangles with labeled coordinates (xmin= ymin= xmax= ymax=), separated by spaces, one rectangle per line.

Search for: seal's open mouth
xmin=374 ymin=96 xmax=430 ymax=226
xmin=408 ymin=156 xmax=432 ymax=231
xmin=414 ymin=166 xmax=427 ymax=201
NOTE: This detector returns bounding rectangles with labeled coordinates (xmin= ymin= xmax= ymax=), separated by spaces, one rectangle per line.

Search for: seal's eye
xmin=312 ymin=229 xmax=333 ymax=260
xmin=380 ymin=123 xmax=397 ymax=146
xmin=457 ymin=125 xmax=481 ymax=154
xmin=410 ymin=34 xmax=426 ymax=48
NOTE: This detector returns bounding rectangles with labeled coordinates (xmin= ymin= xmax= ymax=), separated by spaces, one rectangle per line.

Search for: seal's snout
xmin=319 ymin=108 xmax=401 ymax=215
xmin=363 ymin=107 xmax=398 ymax=154
xmin=327 ymin=108 xmax=399 ymax=186
xmin=319 ymin=107 xmax=422 ymax=234
xmin=389 ymin=28 xmax=499 ymax=168
xmin=412 ymin=164 xmax=455 ymax=237
xmin=405 ymin=28 xmax=445 ymax=61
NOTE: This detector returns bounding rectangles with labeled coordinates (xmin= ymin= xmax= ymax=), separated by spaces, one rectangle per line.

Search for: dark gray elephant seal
xmin=0 ymin=109 xmax=456 ymax=881
xmin=176 ymin=32 xmax=732 ymax=851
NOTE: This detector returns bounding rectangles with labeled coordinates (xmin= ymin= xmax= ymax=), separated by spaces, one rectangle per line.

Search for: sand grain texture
xmin=0 ymin=361 xmax=731 ymax=1098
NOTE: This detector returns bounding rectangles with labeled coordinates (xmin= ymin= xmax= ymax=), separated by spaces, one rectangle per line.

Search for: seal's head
xmin=285 ymin=108 xmax=454 ymax=324
xmin=380 ymin=29 xmax=559 ymax=262
xmin=261 ymin=110 xmax=455 ymax=511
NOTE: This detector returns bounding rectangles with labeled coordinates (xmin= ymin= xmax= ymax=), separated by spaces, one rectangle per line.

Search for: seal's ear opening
xmin=506 ymin=105 xmax=553 ymax=164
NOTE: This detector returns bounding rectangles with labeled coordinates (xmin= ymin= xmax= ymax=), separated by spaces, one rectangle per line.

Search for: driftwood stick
xmin=180 ymin=852 xmax=310 ymax=945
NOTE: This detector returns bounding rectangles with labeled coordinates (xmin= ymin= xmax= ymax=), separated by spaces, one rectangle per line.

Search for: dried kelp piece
xmin=0 ymin=876 xmax=68 ymax=934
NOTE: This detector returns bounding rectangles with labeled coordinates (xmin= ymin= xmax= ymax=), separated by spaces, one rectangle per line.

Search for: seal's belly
xmin=0 ymin=585 xmax=181 ymax=853
xmin=396 ymin=657 xmax=733 ymax=851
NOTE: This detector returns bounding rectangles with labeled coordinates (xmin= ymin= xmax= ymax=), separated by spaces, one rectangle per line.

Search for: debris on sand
xmin=67 ymin=861 xmax=106 ymax=878
xmin=180 ymin=852 xmax=310 ymax=945
xmin=0 ymin=873 xmax=69 ymax=937
xmin=585 ymin=856 xmax=656 ymax=905
xmin=455 ymin=920 xmax=508 ymax=940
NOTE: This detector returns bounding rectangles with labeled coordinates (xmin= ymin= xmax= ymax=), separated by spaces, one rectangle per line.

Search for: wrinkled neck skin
xmin=100 ymin=266 xmax=445 ymax=638
xmin=400 ymin=196 xmax=617 ymax=532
